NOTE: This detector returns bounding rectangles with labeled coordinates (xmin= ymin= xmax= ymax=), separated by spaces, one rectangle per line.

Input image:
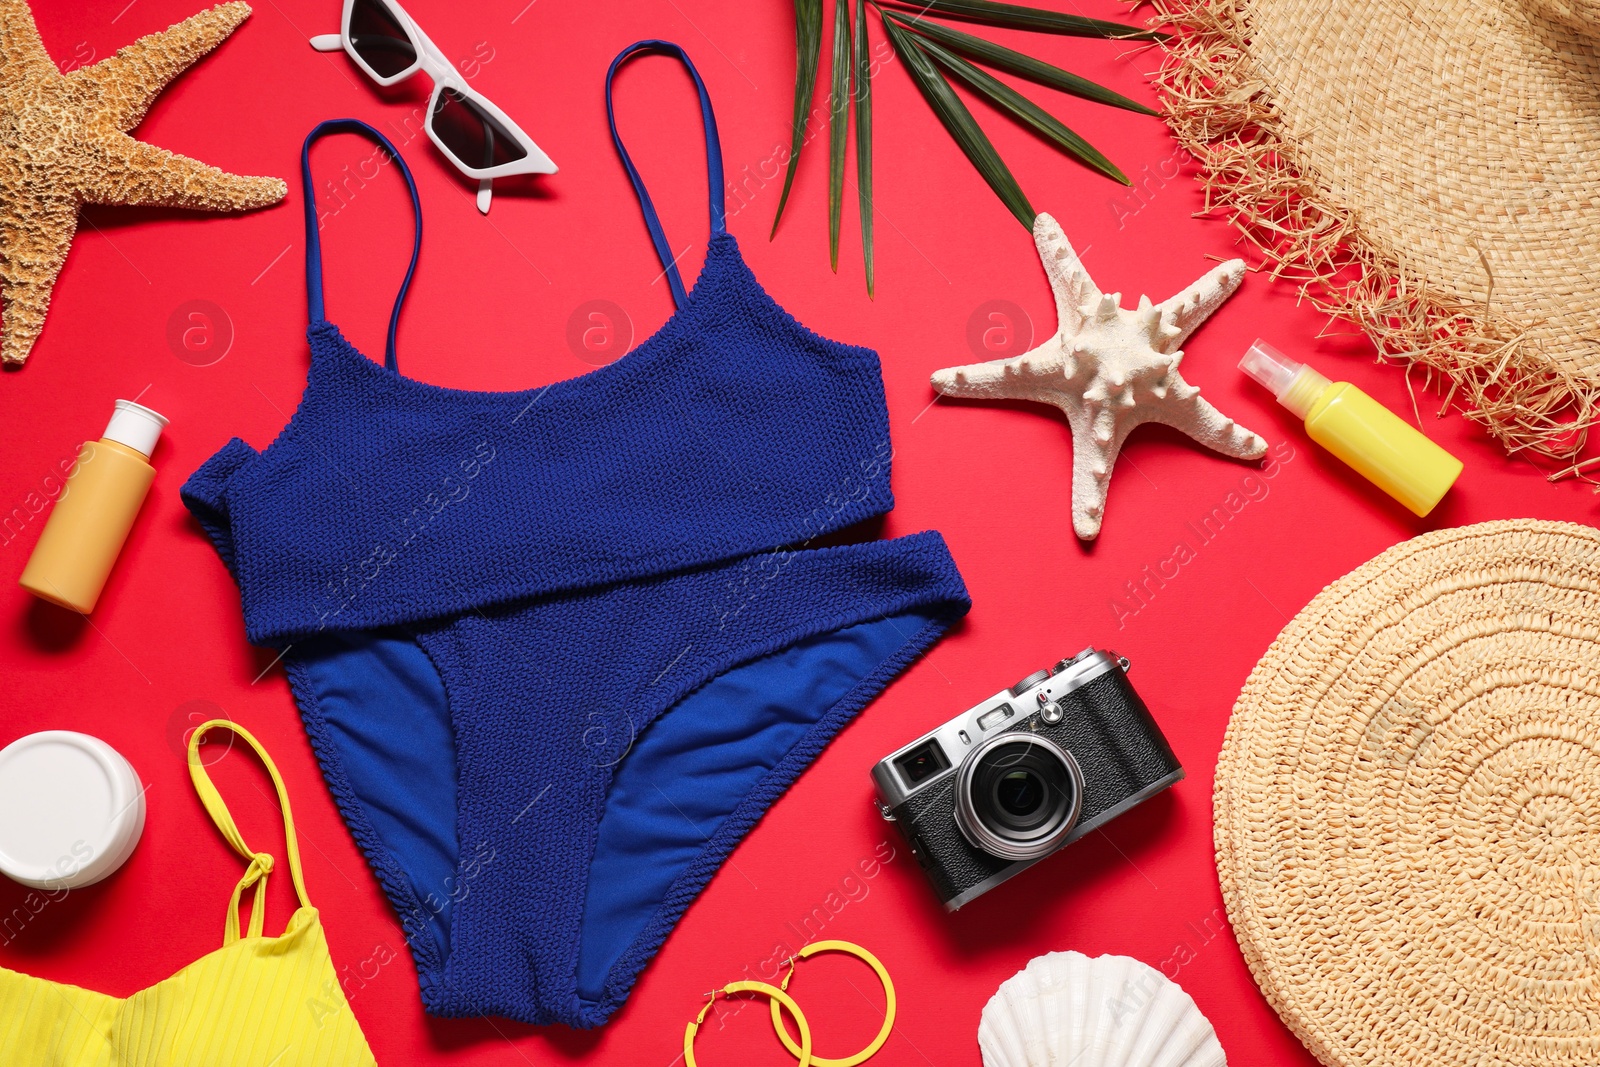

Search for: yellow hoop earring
xmin=769 ymin=940 xmax=896 ymax=1067
xmin=686 ymin=980 xmax=812 ymax=1067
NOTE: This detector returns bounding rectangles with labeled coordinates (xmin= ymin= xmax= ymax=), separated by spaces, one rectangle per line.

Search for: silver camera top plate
xmin=870 ymin=648 xmax=1125 ymax=811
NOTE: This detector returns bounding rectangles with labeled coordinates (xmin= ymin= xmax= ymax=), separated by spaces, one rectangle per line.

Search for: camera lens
xmin=954 ymin=734 xmax=1083 ymax=862
xmin=996 ymin=770 xmax=1044 ymax=820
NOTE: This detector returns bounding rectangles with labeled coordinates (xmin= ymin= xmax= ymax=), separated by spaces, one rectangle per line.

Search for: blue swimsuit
xmin=182 ymin=42 xmax=969 ymax=1028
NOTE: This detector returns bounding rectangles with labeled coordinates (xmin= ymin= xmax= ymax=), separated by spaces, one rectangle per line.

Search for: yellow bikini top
xmin=0 ymin=720 xmax=378 ymax=1066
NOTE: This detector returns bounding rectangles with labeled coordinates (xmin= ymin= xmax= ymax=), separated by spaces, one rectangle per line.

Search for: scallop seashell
xmin=978 ymin=951 xmax=1226 ymax=1067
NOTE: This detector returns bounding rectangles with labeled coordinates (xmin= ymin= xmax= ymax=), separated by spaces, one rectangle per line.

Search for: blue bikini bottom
xmin=283 ymin=531 xmax=968 ymax=1027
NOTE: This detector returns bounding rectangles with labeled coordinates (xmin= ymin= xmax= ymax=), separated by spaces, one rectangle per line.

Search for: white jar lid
xmin=0 ymin=732 xmax=145 ymax=890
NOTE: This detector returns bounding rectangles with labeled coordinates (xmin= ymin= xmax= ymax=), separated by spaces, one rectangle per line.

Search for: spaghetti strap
xmin=605 ymin=40 xmax=727 ymax=309
xmin=188 ymin=720 xmax=313 ymax=945
xmin=301 ymin=119 xmax=422 ymax=373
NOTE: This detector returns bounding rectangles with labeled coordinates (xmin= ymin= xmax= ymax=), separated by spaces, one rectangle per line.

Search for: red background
xmin=3 ymin=1 xmax=1596 ymax=1064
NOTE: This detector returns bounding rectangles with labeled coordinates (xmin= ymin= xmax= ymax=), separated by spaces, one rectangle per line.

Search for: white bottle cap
xmin=103 ymin=399 xmax=168 ymax=458
xmin=0 ymin=731 xmax=146 ymax=890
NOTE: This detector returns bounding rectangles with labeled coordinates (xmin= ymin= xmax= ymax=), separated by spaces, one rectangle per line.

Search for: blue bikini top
xmin=184 ymin=42 xmax=897 ymax=647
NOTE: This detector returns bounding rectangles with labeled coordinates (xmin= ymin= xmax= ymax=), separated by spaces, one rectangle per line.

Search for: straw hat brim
xmin=1216 ymin=519 xmax=1600 ymax=1067
xmin=1150 ymin=0 xmax=1600 ymax=471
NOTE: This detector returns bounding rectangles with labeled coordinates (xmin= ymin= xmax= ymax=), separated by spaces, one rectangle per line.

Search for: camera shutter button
xmin=1010 ymin=669 xmax=1052 ymax=696
xmin=1040 ymin=701 xmax=1066 ymax=725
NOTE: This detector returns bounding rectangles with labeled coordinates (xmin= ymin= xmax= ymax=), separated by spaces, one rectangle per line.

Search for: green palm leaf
xmin=854 ymin=0 xmax=875 ymax=295
xmin=773 ymin=0 xmax=824 ymax=236
xmin=881 ymin=13 xmax=1035 ymax=228
xmin=885 ymin=12 xmax=1158 ymax=116
xmin=914 ymin=33 xmax=1129 ymax=184
xmin=878 ymin=0 xmax=1165 ymax=41
xmin=829 ymin=0 xmax=852 ymax=270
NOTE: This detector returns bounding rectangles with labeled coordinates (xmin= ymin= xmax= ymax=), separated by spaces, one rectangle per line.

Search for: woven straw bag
xmin=1217 ymin=519 xmax=1600 ymax=1066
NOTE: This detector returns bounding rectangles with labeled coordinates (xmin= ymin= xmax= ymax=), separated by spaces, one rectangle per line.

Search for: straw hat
xmin=1150 ymin=0 xmax=1600 ymax=473
xmin=1215 ymin=520 xmax=1600 ymax=1066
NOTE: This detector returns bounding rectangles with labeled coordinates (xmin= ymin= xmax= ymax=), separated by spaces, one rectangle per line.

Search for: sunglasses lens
xmin=348 ymin=0 xmax=417 ymax=78
xmin=431 ymin=88 xmax=528 ymax=172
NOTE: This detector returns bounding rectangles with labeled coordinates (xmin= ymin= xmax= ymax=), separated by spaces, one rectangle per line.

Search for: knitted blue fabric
xmin=181 ymin=45 xmax=969 ymax=1028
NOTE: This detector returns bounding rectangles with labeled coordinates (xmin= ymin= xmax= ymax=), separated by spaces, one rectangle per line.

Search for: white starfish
xmin=932 ymin=213 xmax=1267 ymax=540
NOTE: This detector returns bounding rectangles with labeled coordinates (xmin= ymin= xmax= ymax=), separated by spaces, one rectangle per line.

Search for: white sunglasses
xmin=311 ymin=0 xmax=556 ymax=213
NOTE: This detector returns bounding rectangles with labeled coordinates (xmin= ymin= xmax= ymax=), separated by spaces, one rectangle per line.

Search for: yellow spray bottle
xmin=1239 ymin=340 xmax=1462 ymax=516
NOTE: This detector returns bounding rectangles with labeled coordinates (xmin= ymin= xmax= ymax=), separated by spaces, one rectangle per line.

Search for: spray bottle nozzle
xmin=1239 ymin=339 xmax=1328 ymax=419
xmin=1238 ymin=339 xmax=1301 ymax=397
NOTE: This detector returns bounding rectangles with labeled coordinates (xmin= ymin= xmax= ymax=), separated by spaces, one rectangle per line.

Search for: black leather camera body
xmin=870 ymin=649 xmax=1183 ymax=910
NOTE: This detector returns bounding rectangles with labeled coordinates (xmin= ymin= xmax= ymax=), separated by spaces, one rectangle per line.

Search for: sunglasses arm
xmin=310 ymin=33 xmax=343 ymax=52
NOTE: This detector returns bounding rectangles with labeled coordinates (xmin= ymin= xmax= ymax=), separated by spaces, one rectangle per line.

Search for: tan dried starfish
xmin=0 ymin=0 xmax=286 ymax=365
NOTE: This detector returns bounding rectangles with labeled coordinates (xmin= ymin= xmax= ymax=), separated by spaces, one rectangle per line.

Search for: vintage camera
xmin=871 ymin=649 xmax=1182 ymax=910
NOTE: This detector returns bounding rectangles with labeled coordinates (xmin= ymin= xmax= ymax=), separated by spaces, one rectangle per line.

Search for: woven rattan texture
xmin=1216 ymin=519 xmax=1600 ymax=1067
xmin=1149 ymin=0 xmax=1600 ymax=472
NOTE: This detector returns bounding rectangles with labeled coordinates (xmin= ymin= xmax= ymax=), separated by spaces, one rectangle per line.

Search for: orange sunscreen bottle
xmin=1239 ymin=340 xmax=1462 ymax=516
xmin=20 ymin=400 xmax=168 ymax=613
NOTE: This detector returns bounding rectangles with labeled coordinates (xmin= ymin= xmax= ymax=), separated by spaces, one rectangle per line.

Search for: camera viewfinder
xmin=895 ymin=740 xmax=951 ymax=787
